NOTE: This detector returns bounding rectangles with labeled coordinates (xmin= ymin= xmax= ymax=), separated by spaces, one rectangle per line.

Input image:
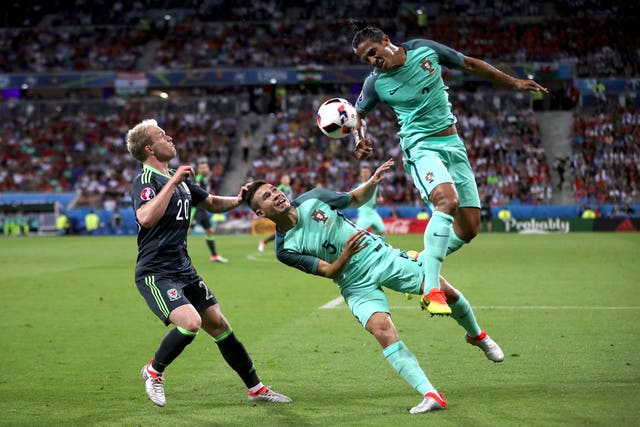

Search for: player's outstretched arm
xmin=349 ymin=158 xmax=394 ymax=208
xmin=200 ymin=195 xmax=243 ymax=213
xmin=461 ymin=56 xmax=548 ymax=93
xmin=199 ymin=184 xmax=246 ymax=213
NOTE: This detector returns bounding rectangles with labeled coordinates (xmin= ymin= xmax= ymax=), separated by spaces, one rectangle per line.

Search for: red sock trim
xmin=146 ymin=366 xmax=162 ymax=378
xmin=425 ymin=391 xmax=448 ymax=407
xmin=248 ymin=385 xmax=268 ymax=396
xmin=145 ymin=359 xmax=165 ymax=376
xmin=467 ymin=331 xmax=487 ymax=341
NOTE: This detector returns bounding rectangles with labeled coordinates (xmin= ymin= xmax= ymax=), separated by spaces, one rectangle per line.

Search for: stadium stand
xmin=570 ymin=100 xmax=639 ymax=207
xmin=2 ymin=2 xmax=638 ymax=77
xmin=0 ymin=98 xmax=237 ymax=205
xmin=1 ymin=1 xmax=639 ymax=235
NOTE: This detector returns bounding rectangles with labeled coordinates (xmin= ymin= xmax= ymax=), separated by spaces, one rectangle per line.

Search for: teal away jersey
xmin=355 ymin=39 xmax=465 ymax=150
xmin=275 ymin=188 xmax=387 ymax=287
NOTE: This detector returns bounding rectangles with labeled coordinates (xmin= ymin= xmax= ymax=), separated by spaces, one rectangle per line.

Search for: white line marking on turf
xmin=411 ymin=305 xmax=640 ymax=310
xmin=246 ymin=253 xmax=279 ymax=263
xmin=470 ymin=306 xmax=640 ymax=310
xmin=320 ymin=297 xmax=344 ymax=309
xmin=319 ymin=300 xmax=640 ymax=310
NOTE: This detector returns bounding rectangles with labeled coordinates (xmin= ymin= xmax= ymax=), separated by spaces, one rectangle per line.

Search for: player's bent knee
xmin=169 ymin=304 xmax=203 ymax=332
xmin=366 ymin=313 xmax=399 ymax=346
xmin=459 ymin=229 xmax=478 ymax=242
xmin=179 ymin=318 xmax=202 ymax=333
xmin=432 ymin=196 xmax=460 ymax=215
xmin=430 ymin=184 xmax=460 ymax=212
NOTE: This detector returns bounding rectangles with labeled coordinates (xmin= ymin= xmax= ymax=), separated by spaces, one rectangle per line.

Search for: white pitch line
xmin=320 ymin=296 xmax=345 ymax=309
xmin=320 ymin=301 xmax=640 ymax=310
xmin=246 ymin=253 xmax=279 ymax=263
xmin=469 ymin=306 xmax=640 ymax=310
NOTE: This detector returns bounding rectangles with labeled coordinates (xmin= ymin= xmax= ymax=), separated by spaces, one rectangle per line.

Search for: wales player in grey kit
xmin=349 ymin=20 xmax=548 ymax=316
xmin=242 ymin=159 xmax=503 ymax=414
xmin=127 ymin=119 xmax=291 ymax=407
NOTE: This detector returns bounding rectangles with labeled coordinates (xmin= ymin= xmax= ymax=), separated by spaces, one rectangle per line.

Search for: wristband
xmin=353 ymin=120 xmax=367 ymax=147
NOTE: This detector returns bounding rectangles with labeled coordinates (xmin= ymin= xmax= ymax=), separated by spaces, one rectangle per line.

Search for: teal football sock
xmin=424 ymin=211 xmax=453 ymax=292
xmin=446 ymin=229 xmax=467 ymax=256
xmin=450 ymin=291 xmax=482 ymax=337
xmin=383 ymin=341 xmax=435 ymax=396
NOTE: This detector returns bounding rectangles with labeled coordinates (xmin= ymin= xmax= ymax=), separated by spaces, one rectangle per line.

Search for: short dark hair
xmin=243 ymin=180 xmax=267 ymax=211
xmin=349 ymin=19 xmax=384 ymax=50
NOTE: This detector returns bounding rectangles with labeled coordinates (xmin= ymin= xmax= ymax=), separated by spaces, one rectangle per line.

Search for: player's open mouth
xmin=275 ymin=197 xmax=286 ymax=208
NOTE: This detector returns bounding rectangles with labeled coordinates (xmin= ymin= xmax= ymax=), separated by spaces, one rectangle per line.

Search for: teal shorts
xmin=402 ymin=134 xmax=480 ymax=209
xmin=339 ymin=248 xmax=424 ymax=328
xmin=357 ymin=210 xmax=385 ymax=234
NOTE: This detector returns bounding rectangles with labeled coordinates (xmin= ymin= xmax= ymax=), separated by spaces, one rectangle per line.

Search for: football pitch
xmin=1 ymin=232 xmax=639 ymax=426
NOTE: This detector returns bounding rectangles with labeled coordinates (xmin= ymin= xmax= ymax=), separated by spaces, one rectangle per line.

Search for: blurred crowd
xmin=2 ymin=87 xmax=638 ymax=212
xmin=1 ymin=94 xmax=638 ymax=215
xmin=1 ymin=0 xmax=638 ymax=216
xmin=571 ymin=101 xmax=640 ymax=206
xmin=0 ymin=98 xmax=237 ymax=210
xmin=1 ymin=1 xmax=638 ymax=77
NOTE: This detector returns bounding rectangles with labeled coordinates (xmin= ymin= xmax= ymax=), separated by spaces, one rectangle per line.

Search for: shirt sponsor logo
xmin=140 ymin=187 xmax=155 ymax=201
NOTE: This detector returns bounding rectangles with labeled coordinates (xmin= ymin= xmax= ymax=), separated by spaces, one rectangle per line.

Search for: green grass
xmin=1 ymin=232 xmax=639 ymax=426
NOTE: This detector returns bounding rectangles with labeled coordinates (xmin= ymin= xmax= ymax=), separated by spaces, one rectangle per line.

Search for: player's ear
xmin=255 ymin=208 xmax=265 ymax=217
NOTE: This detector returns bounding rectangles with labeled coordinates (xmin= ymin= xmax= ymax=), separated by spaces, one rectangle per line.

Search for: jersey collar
xmin=143 ymin=164 xmax=172 ymax=178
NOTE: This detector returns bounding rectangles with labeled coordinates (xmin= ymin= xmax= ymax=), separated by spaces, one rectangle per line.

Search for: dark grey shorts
xmin=136 ymin=272 xmax=218 ymax=325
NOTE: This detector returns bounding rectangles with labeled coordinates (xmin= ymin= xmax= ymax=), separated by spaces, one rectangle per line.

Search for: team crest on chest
xmin=421 ymin=59 xmax=435 ymax=74
xmin=312 ymin=209 xmax=329 ymax=224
